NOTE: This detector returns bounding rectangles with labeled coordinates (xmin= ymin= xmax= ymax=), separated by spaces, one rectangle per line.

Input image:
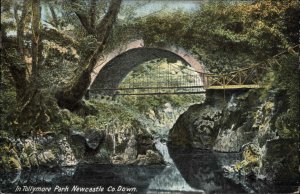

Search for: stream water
xmin=148 ymin=141 xmax=244 ymax=193
xmin=1 ymin=140 xmax=247 ymax=194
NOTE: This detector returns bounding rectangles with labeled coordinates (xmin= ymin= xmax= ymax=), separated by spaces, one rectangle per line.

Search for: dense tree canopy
xmin=1 ymin=0 xmax=298 ymax=136
xmin=1 ymin=0 xmax=122 ymax=133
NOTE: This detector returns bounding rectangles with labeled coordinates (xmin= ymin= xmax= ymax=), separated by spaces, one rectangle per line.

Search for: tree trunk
xmin=7 ymin=1 xmax=31 ymax=102
xmin=31 ymin=0 xmax=41 ymax=84
xmin=56 ymin=0 xmax=122 ymax=110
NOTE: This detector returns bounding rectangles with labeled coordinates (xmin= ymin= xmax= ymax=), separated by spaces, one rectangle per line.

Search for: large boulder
xmin=37 ymin=150 xmax=56 ymax=167
xmin=135 ymin=150 xmax=164 ymax=165
xmin=168 ymin=104 xmax=222 ymax=149
xmin=70 ymin=128 xmax=105 ymax=157
xmin=86 ymin=132 xmax=104 ymax=150
xmin=111 ymin=135 xmax=164 ymax=165
xmin=213 ymin=91 xmax=261 ymax=152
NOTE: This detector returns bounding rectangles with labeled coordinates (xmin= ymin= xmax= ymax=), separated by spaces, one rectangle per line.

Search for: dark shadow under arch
xmin=90 ymin=47 xmax=205 ymax=95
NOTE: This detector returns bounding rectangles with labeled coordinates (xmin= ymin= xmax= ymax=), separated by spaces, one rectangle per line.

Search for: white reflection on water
xmin=147 ymin=141 xmax=204 ymax=193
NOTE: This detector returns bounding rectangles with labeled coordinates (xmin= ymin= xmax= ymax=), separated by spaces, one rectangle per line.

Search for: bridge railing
xmin=202 ymin=44 xmax=298 ymax=89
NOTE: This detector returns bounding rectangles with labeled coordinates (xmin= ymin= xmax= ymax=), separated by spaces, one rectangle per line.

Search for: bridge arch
xmin=90 ymin=40 xmax=206 ymax=95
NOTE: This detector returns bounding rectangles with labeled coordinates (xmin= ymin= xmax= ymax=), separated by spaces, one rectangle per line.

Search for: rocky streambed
xmin=0 ymin=138 xmax=246 ymax=194
xmin=0 ymin=93 xmax=243 ymax=194
xmin=1 ymin=90 xmax=298 ymax=193
xmin=0 ymin=96 xmax=197 ymax=193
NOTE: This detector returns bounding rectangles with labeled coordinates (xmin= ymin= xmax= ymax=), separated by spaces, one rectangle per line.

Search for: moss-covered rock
xmin=83 ymin=116 xmax=100 ymax=129
xmin=0 ymin=138 xmax=22 ymax=173
xmin=135 ymin=150 xmax=164 ymax=165
xmin=57 ymin=137 xmax=78 ymax=166
xmin=37 ymin=150 xmax=56 ymax=166
xmin=233 ymin=144 xmax=260 ymax=175
xmin=260 ymin=138 xmax=298 ymax=183
xmin=20 ymin=152 xmax=31 ymax=169
xmin=7 ymin=157 xmax=22 ymax=171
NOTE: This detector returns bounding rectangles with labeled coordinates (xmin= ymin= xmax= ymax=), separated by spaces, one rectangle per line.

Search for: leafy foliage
xmin=1 ymin=0 xmax=298 ymax=137
xmin=123 ymin=0 xmax=299 ymax=133
xmin=125 ymin=0 xmax=298 ymax=72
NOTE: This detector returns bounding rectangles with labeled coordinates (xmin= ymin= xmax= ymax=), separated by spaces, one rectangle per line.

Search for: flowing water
xmin=148 ymin=141 xmax=205 ymax=193
xmin=148 ymin=140 xmax=245 ymax=194
xmin=1 ymin=140 xmax=247 ymax=194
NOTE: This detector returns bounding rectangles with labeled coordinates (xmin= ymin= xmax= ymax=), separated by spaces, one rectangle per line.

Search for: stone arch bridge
xmin=89 ymin=39 xmax=205 ymax=95
xmin=89 ymin=40 xmax=297 ymax=96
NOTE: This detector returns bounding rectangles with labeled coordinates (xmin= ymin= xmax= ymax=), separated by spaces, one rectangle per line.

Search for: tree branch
xmin=41 ymin=28 xmax=79 ymax=50
xmin=90 ymin=0 xmax=97 ymax=30
xmin=75 ymin=12 xmax=94 ymax=34
xmin=14 ymin=6 xmax=20 ymax=25
xmin=49 ymin=5 xmax=59 ymax=28
xmin=96 ymin=0 xmax=122 ymax=43
xmin=56 ymin=0 xmax=122 ymax=109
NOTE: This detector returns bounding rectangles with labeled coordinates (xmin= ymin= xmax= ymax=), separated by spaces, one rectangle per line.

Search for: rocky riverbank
xmin=0 ymin=129 xmax=165 ymax=173
xmin=0 ymin=94 xmax=203 ymax=187
xmin=169 ymin=89 xmax=299 ymax=187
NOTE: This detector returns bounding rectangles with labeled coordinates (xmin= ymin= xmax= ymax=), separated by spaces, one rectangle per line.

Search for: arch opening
xmin=90 ymin=45 xmax=206 ymax=96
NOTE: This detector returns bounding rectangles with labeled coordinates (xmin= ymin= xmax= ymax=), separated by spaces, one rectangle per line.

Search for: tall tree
xmin=4 ymin=0 xmax=42 ymax=101
xmin=7 ymin=1 xmax=31 ymax=102
xmin=2 ymin=0 xmax=122 ymax=133
xmin=55 ymin=0 xmax=122 ymax=109
xmin=3 ymin=0 xmax=122 ymax=110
